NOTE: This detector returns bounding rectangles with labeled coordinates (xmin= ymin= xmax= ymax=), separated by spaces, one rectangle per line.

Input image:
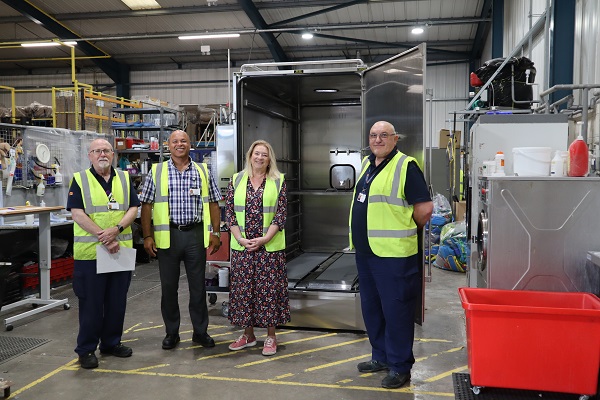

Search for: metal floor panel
xmin=453 ymin=373 xmax=592 ymax=400
xmin=0 ymin=336 xmax=50 ymax=365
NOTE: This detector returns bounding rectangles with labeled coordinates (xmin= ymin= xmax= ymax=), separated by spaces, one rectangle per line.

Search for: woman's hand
xmin=244 ymin=236 xmax=267 ymax=252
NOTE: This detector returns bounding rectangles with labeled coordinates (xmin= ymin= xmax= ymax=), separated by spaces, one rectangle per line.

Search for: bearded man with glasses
xmin=67 ymin=138 xmax=140 ymax=369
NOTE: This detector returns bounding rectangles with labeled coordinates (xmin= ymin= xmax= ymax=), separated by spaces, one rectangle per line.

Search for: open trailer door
xmin=362 ymin=44 xmax=427 ymax=324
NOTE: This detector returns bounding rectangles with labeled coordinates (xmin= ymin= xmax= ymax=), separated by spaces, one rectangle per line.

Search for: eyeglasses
xmin=89 ymin=149 xmax=114 ymax=155
xmin=369 ymin=133 xmax=395 ymax=140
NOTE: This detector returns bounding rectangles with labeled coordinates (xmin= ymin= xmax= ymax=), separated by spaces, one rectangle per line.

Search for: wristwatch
xmin=117 ymin=224 xmax=124 ymax=233
xmin=211 ymin=231 xmax=221 ymax=238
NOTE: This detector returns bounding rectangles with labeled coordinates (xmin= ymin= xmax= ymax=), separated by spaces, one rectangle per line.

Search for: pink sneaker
xmin=262 ymin=336 xmax=277 ymax=356
xmin=229 ymin=334 xmax=257 ymax=351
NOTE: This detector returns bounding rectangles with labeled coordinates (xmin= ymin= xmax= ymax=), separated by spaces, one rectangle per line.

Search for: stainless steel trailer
xmin=217 ymin=46 xmax=427 ymax=330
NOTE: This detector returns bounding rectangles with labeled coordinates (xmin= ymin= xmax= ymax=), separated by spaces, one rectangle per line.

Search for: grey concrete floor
xmin=0 ymin=261 xmax=468 ymax=400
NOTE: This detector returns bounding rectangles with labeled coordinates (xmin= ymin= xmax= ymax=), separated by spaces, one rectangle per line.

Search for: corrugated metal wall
xmin=427 ymin=63 xmax=470 ymax=147
xmin=503 ymin=0 xmax=548 ymax=92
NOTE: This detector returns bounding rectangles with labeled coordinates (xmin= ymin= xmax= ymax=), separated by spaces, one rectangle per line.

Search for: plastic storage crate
xmin=459 ymin=287 xmax=600 ymax=397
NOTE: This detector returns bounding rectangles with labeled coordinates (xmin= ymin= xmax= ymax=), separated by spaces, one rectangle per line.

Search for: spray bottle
xmin=53 ymin=164 xmax=63 ymax=184
xmin=37 ymin=175 xmax=45 ymax=197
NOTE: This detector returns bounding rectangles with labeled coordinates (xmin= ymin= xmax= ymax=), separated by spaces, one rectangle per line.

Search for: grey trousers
xmin=157 ymin=224 xmax=208 ymax=335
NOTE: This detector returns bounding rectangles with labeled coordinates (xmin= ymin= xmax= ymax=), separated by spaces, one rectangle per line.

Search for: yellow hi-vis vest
xmin=349 ymin=152 xmax=418 ymax=257
xmin=72 ymin=169 xmax=133 ymax=260
xmin=230 ymin=172 xmax=285 ymax=252
xmin=151 ymin=161 xmax=212 ymax=249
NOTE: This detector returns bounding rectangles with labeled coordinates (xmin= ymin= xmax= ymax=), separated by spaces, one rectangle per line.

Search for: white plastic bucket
xmin=512 ymin=147 xmax=552 ymax=176
xmin=218 ymin=267 xmax=229 ymax=288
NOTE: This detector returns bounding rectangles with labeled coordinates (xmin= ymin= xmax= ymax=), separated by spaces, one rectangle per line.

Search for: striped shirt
xmin=139 ymin=158 xmax=222 ymax=225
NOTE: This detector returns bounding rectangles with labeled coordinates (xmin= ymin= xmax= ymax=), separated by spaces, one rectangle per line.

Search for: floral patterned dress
xmin=225 ymin=177 xmax=290 ymax=328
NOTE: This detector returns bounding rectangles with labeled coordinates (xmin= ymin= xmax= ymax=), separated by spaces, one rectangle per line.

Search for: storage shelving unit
xmin=111 ymin=106 xmax=178 ymax=187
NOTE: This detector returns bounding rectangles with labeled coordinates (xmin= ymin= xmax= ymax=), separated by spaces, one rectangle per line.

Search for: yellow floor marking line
xmin=71 ymin=368 xmax=455 ymax=396
xmin=235 ymin=337 xmax=368 ymax=368
xmin=271 ymin=373 xmax=294 ymax=380
xmin=336 ymin=379 xmax=354 ymax=384
xmin=121 ymin=338 xmax=138 ymax=343
xmin=415 ymin=338 xmax=452 ymax=343
xmin=415 ymin=346 xmax=464 ymax=363
xmin=304 ymin=353 xmax=370 ymax=372
xmin=423 ymin=365 xmax=468 ymax=383
xmin=132 ymin=324 xmax=164 ymax=332
xmin=124 ymin=323 xmax=142 ymax=334
xmin=9 ymin=358 xmax=78 ymax=398
xmin=126 ymin=364 xmax=171 ymax=373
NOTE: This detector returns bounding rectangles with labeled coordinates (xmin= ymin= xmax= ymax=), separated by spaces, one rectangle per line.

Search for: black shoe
xmin=162 ymin=334 xmax=180 ymax=350
xmin=381 ymin=371 xmax=411 ymax=389
xmin=79 ymin=352 xmax=99 ymax=369
xmin=192 ymin=332 xmax=215 ymax=348
xmin=357 ymin=360 xmax=389 ymax=373
xmin=100 ymin=343 xmax=133 ymax=358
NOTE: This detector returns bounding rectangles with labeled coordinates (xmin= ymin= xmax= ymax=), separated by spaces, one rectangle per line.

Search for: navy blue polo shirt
xmin=67 ymin=167 xmax=141 ymax=211
xmin=351 ymin=149 xmax=431 ymax=256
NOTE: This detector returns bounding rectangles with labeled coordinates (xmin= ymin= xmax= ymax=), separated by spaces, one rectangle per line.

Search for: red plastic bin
xmin=459 ymin=287 xmax=600 ymax=396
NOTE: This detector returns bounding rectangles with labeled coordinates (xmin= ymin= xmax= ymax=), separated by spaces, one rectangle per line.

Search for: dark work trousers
xmin=355 ymin=251 xmax=420 ymax=374
xmin=157 ymin=224 xmax=208 ymax=336
xmin=73 ymin=259 xmax=132 ymax=356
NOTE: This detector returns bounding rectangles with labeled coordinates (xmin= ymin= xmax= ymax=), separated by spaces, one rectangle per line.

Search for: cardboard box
xmin=439 ymin=129 xmax=461 ymax=149
xmin=453 ymin=200 xmax=467 ymax=221
xmin=115 ymin=138 xmax=126 ymax=150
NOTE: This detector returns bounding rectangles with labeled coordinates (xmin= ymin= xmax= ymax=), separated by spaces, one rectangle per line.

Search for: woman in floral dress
xmin=225 ymin=140 xmax=290 ymax=356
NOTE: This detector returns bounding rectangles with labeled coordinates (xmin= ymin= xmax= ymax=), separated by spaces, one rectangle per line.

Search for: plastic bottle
xmin=54 ymin=165 xmax=63 ymax=184
xmin=550 ymin=151 xmax=564 ymax=177
xmin=37 ymin=175 xmax=45 ymax=196
xmin=494 ymin=152 xmax=505 ymax=174
xmin=568 ymin=135 xmax=589 ymax=177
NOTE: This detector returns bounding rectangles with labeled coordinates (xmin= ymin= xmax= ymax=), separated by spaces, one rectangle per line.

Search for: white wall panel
xmin=426 ymin=63 xmax=470 ymax=147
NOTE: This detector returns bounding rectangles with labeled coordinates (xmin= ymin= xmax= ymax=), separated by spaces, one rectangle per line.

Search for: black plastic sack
xmin=475 ymin=57 xmax=536 ymax=109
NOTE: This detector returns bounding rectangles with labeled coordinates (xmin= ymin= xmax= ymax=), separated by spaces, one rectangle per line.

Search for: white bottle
xmin=37 ymin=175 xmax=45 ymax=196
xmin=550 ymin=151 xmax=564 ymax=177
xmin=494 ymin=152 xmax=505 ymax=175
xmin=54 ymin=165 xmax=63 ymax=184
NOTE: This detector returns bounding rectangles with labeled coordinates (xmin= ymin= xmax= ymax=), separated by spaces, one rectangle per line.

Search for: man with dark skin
xmin=140 ymin=130 xmax=222 ymax=350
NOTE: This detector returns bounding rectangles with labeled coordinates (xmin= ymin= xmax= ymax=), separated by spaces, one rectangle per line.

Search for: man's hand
xmin=208 ymin=234 xmax=221 ymax=255
xmin=105 ymin=240 xmax=120 ymax=254
xmin=143 ymin=236 xmax=157 ymax=257
xmin=98 ymin=226 xmax=119 ymax=246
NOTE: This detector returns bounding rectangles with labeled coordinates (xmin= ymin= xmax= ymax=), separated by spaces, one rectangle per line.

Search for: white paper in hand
xmin=96 ymin=245 xmax=136 ymax=274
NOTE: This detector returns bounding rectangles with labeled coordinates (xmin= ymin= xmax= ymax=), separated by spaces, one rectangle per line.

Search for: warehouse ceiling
xmin=0 ymin=0 xmax=491 ymax=79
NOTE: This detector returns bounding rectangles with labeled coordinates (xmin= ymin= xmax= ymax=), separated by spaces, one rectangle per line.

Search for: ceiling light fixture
xmin=21 ymin=41 xmax=77 ymax=47
xmin=314 ymin=89 xmax=338 ymax=93
xmin=411 ymin=26 xmax=425 ymax=35
xmin=301 ymin=33 xmax=314 ymax=40
xmin=120 ymin=0 xmax=161 ymax=10
xmin=179 ymin=33 xmax=240 ymax=40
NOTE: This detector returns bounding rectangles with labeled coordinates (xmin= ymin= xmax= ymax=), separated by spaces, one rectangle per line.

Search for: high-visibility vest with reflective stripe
xmin=349 ymin=152 xmax=418 ymax=257
xmin=230 ymin=172 xmax=285 ymax=252
xmin=72 ymin=169 xmax=133 ymax=260
xmin=151 ymin=161 xmax=212 ymax=249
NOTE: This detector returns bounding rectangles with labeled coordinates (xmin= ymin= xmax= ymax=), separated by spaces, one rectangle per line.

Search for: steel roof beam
xmin=238 ymin=0 xmax=288 ymax=62
xmin=269 ymin=0 xmax=367 ymax=28
xmin=0 ymin=0 xmax=130 ymax=97
xmin=470 ymin=0 xmax=493 ymax=61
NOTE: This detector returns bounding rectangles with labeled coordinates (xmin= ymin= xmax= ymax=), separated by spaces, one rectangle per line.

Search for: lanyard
xmin=361 ymin=158 xmax=389 ymax=194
